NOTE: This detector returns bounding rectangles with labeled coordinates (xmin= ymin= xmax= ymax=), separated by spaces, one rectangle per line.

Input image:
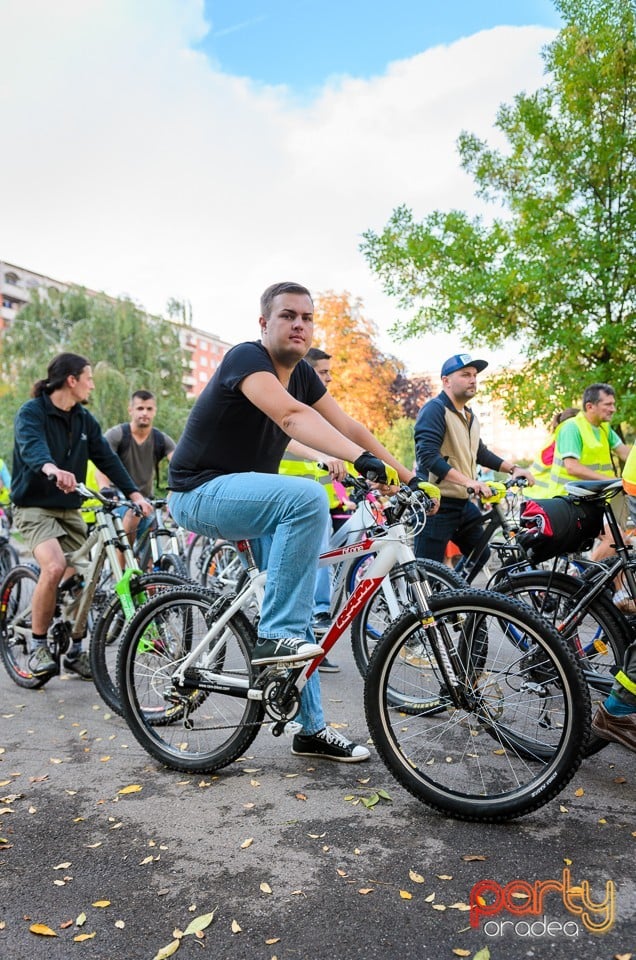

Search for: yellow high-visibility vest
xmin=529 ymin=420 xmax=570 ymax=499
xmin=550 ymin=412 xmax=615 ymax=497
xmin=279 ymin=454 xmax=348 ymax=511
xmin=622 ymin=445 xmax=636 ymax=496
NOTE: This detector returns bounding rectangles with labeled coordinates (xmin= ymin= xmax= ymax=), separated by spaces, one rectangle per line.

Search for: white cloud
xmin=1 ymin=0 xmax=555 ymax=373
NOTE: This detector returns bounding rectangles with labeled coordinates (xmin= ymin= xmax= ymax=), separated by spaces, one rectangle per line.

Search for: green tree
xmin=361 ymin=0 xmax=636 ymax=428
xmin=376 ymin=417 xmax=416 ymax=470
xmin=0 ymin=287 xmax=191 ymax=456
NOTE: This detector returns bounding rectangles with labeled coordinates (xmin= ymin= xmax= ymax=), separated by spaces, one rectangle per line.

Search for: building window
xmin=4 ymin=272 xmax=19 ymax=285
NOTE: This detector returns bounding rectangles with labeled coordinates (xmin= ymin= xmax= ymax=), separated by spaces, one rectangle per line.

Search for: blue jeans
xmin=169 ymin=473 xmax=329 ymax=735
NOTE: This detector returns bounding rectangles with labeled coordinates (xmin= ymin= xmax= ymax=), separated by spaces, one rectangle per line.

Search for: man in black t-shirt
xmin=169 ymin=281 xmax=415 ymax=763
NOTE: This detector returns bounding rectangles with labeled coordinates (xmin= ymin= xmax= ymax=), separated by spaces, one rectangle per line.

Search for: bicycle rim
xmin=118 ymin=587 xmax=263 ymax=773
xmin=364 ymin=589 xmax=589 ymax=822
xmin=90 ymin=572 xmax=186 ymax=715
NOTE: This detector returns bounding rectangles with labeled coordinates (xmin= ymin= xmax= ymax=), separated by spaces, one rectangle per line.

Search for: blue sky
xmin=3 ymin=0 xmax=561 ymax=374
xmin=200 ymin=0 xmax=561 ymax=92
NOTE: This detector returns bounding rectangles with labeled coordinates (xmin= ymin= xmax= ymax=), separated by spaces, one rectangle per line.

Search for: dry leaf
xmin=337 ymin=869 xmax=347 ymax=878
xmin=92 ymin=900 xmax=111 ymax=908
xmin=231 ymin=920 xmax=241 ymax=933
xmin=240 ymin=838 xmax=254 ymax=849
xmin=614 ymin=954 xmax=633 ymax=960
xmin=461 ymin=855 xmax=486 ymax=862
xmin=118 ymin=784 xmax=143 ymax=795
xmin=432 ymin=904 xmax=447 ymax=911
xmin=53 ymin=861 xmax=71 ymax=870
xmin=260 ymin=882 xmax=272 ymax=894
xmin=183 ymin=911 xmax=216 ymax=935
xmin=474 ymin=949 xmax=491 ymax=960
xmin=295 ymin=793 xmax=307 ymax=801
xmin=449 ymin=903 xmax=471 ymax=911
xmin=574 ymin=787 xmax=584 ymax=796
xmin=266 ymin=938 xmax=280 ymax=944
xmin=452 ymin=950 xmax=471 ymax=957
xmin=76 ymin=912 xmax=87 ymax=926
xmin=154 ymin=939 xmax=180 ymax=959
xmin=115 ymin=920 xmax=125 ymax=929
xmin=399 ymin=890 xmax=412 ymax=900
xmin=29 ymin=923 xmax=57 ymax=937
xmin=358 ymin=888 xmax=374 ymax=895
xmin=437 ymin=874 xmax=452 ymax=880
xmin=74 ymin=932 xmax=96 ymax=942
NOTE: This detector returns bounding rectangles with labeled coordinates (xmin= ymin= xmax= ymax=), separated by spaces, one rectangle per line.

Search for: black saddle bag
xmin=517 ymin=496 xmax=604 ymax=562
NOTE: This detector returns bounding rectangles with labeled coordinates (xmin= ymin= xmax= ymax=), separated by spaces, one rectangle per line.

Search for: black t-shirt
xmin=168 ymin=341 xmax=326 ymax=491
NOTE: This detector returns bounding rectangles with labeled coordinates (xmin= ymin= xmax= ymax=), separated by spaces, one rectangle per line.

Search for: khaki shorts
xmin=13 ymin=506 xmax=87 ymax=557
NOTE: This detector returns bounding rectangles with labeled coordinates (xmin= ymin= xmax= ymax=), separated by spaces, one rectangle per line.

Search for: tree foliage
xmin=313 ymin=291 xmax=405 ymax=433
xmin=0 ymin=287 xmax=191 ymax=457
xmin=361 ymin=0 xmax=636 ymax=428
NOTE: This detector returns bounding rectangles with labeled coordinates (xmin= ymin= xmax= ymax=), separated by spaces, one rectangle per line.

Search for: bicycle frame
xmin=169 ymin=518 xmax=423 ymax=699
xmin=40 ymin=486 xmax=145 ymax=642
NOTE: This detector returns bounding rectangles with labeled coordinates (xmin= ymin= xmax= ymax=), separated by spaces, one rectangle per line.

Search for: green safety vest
xmin=279 ymin=454 xmax=345 ymax=511
xmin=550 ymin=412 xmax=615 ymax=497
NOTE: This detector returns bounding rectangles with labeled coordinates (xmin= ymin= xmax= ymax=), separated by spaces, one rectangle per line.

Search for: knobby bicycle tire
xmin=90 ymin=572 xmax=186 ymax=714
xmin=492 ymin=569 xmax=630 ymax=756
xmin=0 ymin=564 xmax=48 ymax=689
xmin=117 ymin=584 xmax=263 ymax=772
xmin=364 ymin=589 xmax=590 ymax=822
xmin=156 ymin=552 xmax=189 ymax=579
xmin=350 ymin=558 xmax=466 ymax=677
xmin=0 ymin=542 xmax=20 ymax=581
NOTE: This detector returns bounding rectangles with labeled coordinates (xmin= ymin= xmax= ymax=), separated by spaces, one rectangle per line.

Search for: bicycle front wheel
xmin=365 ymin=589 xmax=590 ymax=822
xmin=0 ymin=564 xmax=49 ymax=689
xmin=117 ymin=585 xmax=263 ymax=773
xmin=90 ymin=572 xmax=186 ymax=715
xmin=350 ymin=558 xmax=466 ymax=677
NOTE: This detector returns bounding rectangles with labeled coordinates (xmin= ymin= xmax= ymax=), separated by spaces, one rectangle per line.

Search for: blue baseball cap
xmin=441 ymin=353 xmax=488 ymax=377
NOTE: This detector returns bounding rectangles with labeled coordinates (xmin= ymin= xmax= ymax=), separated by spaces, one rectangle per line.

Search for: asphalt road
xmin=0 ymin=634 xmax=634 ymax=960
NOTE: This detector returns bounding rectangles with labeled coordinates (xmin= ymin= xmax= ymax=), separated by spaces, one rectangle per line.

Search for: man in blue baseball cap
xmin=413 ymin=353 xmax=534 ymax=575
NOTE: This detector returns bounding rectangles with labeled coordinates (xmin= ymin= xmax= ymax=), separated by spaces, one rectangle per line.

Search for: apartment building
xmin=0 ymin=259 xmax=231 ymax=397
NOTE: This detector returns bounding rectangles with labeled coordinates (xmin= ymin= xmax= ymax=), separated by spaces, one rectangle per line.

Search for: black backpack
xmin=116 ymin=422 xmax=167 ymax=489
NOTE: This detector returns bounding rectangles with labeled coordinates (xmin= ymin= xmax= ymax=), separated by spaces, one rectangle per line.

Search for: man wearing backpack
xmin=96 ymin=390 xmax=176 ymax=543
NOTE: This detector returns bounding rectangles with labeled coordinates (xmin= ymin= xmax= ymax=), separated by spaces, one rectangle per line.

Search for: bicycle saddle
xmin=564 ymin=478 xmax=623 ymax=499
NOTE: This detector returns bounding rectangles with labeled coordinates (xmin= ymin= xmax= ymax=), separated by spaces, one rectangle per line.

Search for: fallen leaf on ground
xmin=154 ymin=939 xmax=180 ymax=959
xmin=399 ymin=890 xmax=412 ymax=900
xmin=74 ymin=932 xmax=96 ymax=942
xmin=183 ymin=911 xmax=216 ymax=935
xmin=231 ymin=920 xmax=241 ymax=933
xmin=29 ymin=923 xmax=57 ymax=937
xmin=260 ymin=882 xmax=272 ymax=894
xmin=118 ymin=784 xmax=142 ymax=795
